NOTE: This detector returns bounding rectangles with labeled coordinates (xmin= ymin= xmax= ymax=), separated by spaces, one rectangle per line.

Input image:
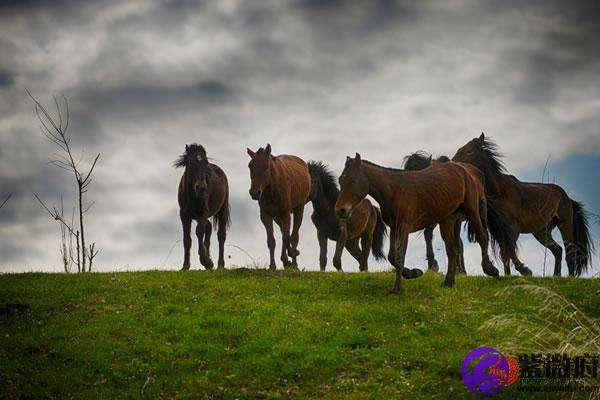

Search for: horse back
xmin=273 ymin=155 xmax=311 ymax=207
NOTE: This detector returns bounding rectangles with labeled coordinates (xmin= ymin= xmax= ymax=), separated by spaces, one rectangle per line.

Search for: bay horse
xmin=308 ymin=161 xmax=387 ymax=271
xmin=453 ymin=133 xmax=594 ymax=277
xmin=402 ymin=152 xmax=465 ymax=274
xmin=175 ymin=144 xmax=230 ymax=270
xmin=247 ymin=144 xmax=311 ymax=270
xmin=335 ymin=153 xmax=500 ymax=294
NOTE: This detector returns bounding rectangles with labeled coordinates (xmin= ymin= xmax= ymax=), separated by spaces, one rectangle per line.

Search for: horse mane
xmin=402 ymin=151 xmax=431 ymax=171
xmin=173 ymin=143 xmax=207 ymax=168
xmin=308 ymin=161 xmax=339 ymax=206
xmin=479 ymin=137 xmax=507 ymax=176
xmin=361 ymin=159 xmax=405 ymax=172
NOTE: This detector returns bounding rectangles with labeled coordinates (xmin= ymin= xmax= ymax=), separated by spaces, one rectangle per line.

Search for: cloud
xmin=0 ymin=0 xmax=598 ymax=274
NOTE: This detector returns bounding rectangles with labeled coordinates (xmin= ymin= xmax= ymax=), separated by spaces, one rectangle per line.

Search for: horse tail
xmin=371 ymin=207 xmax=388 ymax=260
xmin=466 ymin=198 xmax=517 ymax=256
xmin=570 ymin=199 xmax=594 ymax=276
xmin=213 ymin=184 xmax=231 ymax=231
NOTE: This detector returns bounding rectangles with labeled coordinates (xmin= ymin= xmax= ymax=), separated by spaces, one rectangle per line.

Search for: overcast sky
xmin=0 ymin=0 xmax=598 ymax=275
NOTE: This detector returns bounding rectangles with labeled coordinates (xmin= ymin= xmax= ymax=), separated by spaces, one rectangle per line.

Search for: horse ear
xmin=265 ymin=143 xmax=271 ymax=156
xmin=355 ymin=152 xmax=361 ymax=161
xmin=478 ymin=132 xmax=485 ymax=143
xmin=185 ymin=144 xmax=189 ymax=152
xmin=247 ymin=148 xmax=255 ymax=158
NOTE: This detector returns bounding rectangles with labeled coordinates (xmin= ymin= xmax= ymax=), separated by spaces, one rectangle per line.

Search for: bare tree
xmin=0 ymin=194 xmax=11 ymax=211
xmin=27 ymin=89 xmax=100 ymax=272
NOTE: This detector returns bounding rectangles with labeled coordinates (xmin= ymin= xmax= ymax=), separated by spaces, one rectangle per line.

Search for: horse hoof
xmin=402 ymin=268 xmax=423 ymax=279
xmin=442 ymin=279 xmax=454 ymax=288
xmin=181 ymin=265 xmax=190 ymax=271
xmin=388 ymin=287 xmax=402 ymax=295
xmin=483 ymin=264 xmax=499 ymax=277
xmin=517 ymin=266 xmax=532 ymax=276
xmin=332 ymin=258 xmax=342 ymax=270
xmin=288 ymin=249 xmax=300 ymax=257
xmin=428 ymin=260 xmax=439 ymax=272
xmin=268 ymin=265 xmax=277 ymax=271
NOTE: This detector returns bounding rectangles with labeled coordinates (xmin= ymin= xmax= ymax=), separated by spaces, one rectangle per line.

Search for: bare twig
xmin=0 ymin=193 xmax=11 ymax=210
xmin=27 ymin=89 xmax=101 ymax=273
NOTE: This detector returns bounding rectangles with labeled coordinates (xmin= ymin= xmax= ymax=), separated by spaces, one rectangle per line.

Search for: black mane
xmin=308 ymin=161 xmax=339 ymax=206
xmin=173 ymin=143 xmax=207 ymax=168
xmin=480 ymin=137 xmax=507 ymax=176
xmin=402 ymin=151 xmax=431 ymax=171
xmin=360 ymin=159 xmax=405 ymax=172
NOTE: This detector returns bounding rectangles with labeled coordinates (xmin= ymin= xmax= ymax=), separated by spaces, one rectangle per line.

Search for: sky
xmin=0 ymin=0 xmax=598 ymax=275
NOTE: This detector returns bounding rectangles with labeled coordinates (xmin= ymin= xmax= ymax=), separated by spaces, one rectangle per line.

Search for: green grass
xmin=0 ymin=270 xmax=598 ymax=399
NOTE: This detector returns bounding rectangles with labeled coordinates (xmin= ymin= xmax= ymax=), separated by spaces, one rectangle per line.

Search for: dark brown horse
xmin=247 ymin=144 xmax=311 ymax=270
xmin=308 ymin=161 xmax=387 ymax=271
xmin=453 ymin=133 xmax=594 ymax=277
xmin=175 ymin=144 xmax=230 ymax=270
xmin=335 ymin=153 xmax=499 ymax=294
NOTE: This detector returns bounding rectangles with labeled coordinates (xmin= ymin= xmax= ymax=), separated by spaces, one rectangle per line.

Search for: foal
xmin=308 ymin=161 xmax=387 ymax=271
xmin=175 ymin=144 xmax=230 ymax=270
xmin=335 ymin=154 xmax=499 ymax=294
xmin=247 ymin=144 xmax=311 ymax=270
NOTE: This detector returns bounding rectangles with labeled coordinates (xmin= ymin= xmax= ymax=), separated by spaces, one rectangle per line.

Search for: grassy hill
xmin=0 ymin=269 xmax=598 ymax=399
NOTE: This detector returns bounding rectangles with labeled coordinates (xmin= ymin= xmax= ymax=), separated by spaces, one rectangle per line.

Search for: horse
xmin=307 ymin=161 xmax=387 ymax=271
xmin=174 ymin=144 xmax=230 ymax=270
xmin=453 ymin=133 xmax=594 ymax=277
xmin=247 ymin=144 xmax=311 ymax=270
xmin=402 ymin=152 xmax=465 ymax=273
xmin=335 ymin=153 xmax=500 ymax=294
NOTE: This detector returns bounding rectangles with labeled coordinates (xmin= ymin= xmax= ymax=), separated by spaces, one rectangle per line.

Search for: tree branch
xmin=0 ymin=193 xmax=11 ymax=210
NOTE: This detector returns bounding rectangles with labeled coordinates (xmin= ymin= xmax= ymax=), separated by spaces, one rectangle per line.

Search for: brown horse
xmin=453 ymin=133 xmax=594 ymax=277
xmin=308 ymin=161 xmax=387 ymax=271
xmin=335 ymin=153 xmax=499 ymax=294
xmin=175 ymin=144 xmax=230 ymax=270
xmin=247 ymin=144 xmax=311 ymax=270
xmin=402 ymin=152 xmax=465 ymax=273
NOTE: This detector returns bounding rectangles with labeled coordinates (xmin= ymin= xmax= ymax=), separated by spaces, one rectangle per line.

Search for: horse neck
xmin=264 ymin=156 xmax=281 ymax=199
xmin=311 ymin=182 xmax=336 ymax=219
xmin=361 ymin=162 xmax=405 ymax=210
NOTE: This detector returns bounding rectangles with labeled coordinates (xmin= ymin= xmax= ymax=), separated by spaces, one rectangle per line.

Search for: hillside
xmin=0 ymin=270 xmax=598 ymax=399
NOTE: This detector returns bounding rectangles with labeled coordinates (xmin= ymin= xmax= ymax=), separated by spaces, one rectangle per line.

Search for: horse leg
xmin=317 ymin=231 xmax=328 ymax=271
xmin=455 ymin=221 xmax=467 ymax=275
xmin=424 ymin=226 xmax=439 ymax=272
xmin=196 ymin=219 xmax=213 ymax=270
xmin=506 ymin=233 xmax=531 ymax=276
xmin=500 ymin=244 xmax=512 ymax=275
xmin=217 ymin=216 xmax=227 ymax=269
xmin=388 ymin=225 xmax=409 ymax=294
xmin=203 ymin=220 xmax=212 ymax=264
xmin=345 ymin=238 xmax=363 ymax=271
xmin=180 ymin=211 xmax=192 ymax=270
xmin=557 ymin=218 xmax=576 ymax=277
xmin=333 ymin=218 xmax=348 ymax=271
xmin=278 ymin=213 xmax=292 ymax=268
xmin=463 ymin=198 xmax=499 ymax=277
xmin=359 ymin=229 xmax=372 ymax=272
xmin=439 ymin=218 xmax=459 ymax=287
xmin=533 ymin=228 xmax=561 ymax=277
xmin=260 ymin=211 xmax=277 ymax=270
xmin=289 ymin=205 xmax=304 ymax=267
